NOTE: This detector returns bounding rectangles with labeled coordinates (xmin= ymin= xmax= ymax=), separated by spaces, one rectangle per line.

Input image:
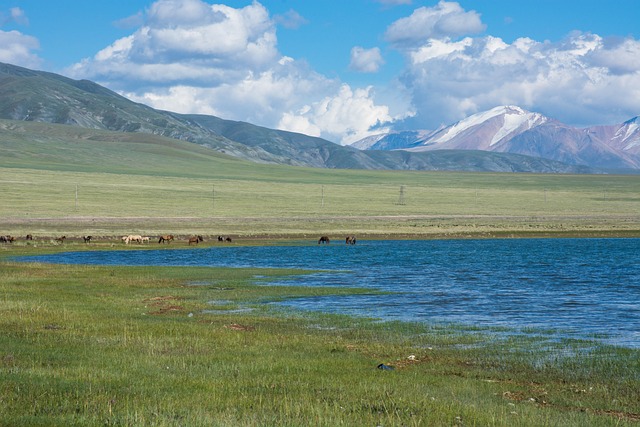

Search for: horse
xmin=158 ymin=234 xmax=174 ymax=244
xmin=124 ymin=235 xmax=142 ymax=244
xmin=217 ymin=236 xmax=232 ymax=242
xmin=318 ymin=236 xmax=330 ymax=244
xmin=26 ymin=234 xmax=33 ymax=241
xmin=141 ymin=236 xmax=150 ymax=244
xmin=188 ymin=235 xmax=204 ymax=245
xmin=1 ymin=235 xmax=14 ymax=243
xmin=83 ymin=236 xmax=92 ymax=243
xmin=345 ymin=235 xmax=357 ymax=245
xmin=55 ymin=236 xmax=66 ymax=244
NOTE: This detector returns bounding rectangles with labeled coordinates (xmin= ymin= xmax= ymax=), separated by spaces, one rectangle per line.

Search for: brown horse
xmin=217 ymin=236 xmax=232 ymax=242
xmin=158 ymin=234 xmax=174 ymax=244
xmin=1 ymin=235 xmax=14 ymax=243
xmin=55 ymin=236 xmax=66 ymax=243
xmin=188 ymin=235 xmax=204 ymax=245
xmin=83 ymin=236 xmax=92 ymax=243
xmin=318 ymin=236 xmax=330 ymax=244
xmin=345 ymin=235 xmax=356 ymax=245
xmin=26 ymin=234 xmax=33 ymax=241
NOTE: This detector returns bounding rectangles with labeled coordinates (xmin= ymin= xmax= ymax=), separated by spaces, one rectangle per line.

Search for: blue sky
xmin=2 ymin=0 xmax=640 ymax=144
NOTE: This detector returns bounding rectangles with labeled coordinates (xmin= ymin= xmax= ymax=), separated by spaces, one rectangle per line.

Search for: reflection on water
xmin=18 ymin=238 xmax=640 ymax=348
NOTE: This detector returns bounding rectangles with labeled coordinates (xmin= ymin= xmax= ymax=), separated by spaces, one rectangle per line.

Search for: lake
xmin=19 ymin=238 xmax=640 ymax=348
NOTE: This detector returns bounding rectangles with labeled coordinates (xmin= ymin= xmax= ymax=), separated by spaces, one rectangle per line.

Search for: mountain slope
xmin=354 ymin=106 xmax=640 ymax=170
xmin=0 ymin=62 xmax=598 ymax=173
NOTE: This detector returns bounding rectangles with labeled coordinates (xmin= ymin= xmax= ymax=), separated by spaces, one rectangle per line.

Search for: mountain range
xmin=0 ymin=61 xmax=636 ymax=173
xmin=351 ymin=105 xmax=640 ymax=171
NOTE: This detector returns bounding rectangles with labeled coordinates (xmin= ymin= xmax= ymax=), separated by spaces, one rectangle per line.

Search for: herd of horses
xmin=1 ymin=233 xmax=357 ymax=245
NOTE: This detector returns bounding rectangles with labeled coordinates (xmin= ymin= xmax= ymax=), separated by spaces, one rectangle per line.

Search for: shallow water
xmin=19 ymin=238 xmax=640 ymax=348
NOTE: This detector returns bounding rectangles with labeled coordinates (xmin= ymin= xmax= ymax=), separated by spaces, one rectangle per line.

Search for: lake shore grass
xmin=1 ymin=244 xmax=639 ymax=426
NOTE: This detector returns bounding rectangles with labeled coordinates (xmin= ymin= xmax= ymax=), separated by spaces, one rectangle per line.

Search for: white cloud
xmin=68 ymin=1 xmax=279 ymax=88
xmin=394 ymin=29 xmax=640 ymax=128
xmin=385 ymin=1 xmax=485 ymax=47
xmin=1 ymin=7 xmax=28 ymax=26
xmin=349 ymin=46 xmax=384 ymax=73
xmin=279 ymin=84 xmax=408 ymax=145
xmin=0 ymin=30 xmax=41 ymax=68
xmin=65 ymin=0 xmax=405 ymax=145
xmin=0 ymin=7 xmax=41 ymax=68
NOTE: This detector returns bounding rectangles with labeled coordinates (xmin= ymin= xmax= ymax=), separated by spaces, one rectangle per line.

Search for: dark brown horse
xmin=318 ymin=236 xmax=330 ymax=244
xmin=158 ymin=234 xmax=174 ymax=244
xmin=26 ymin=234 xmax=33 ymax=241
xmin=55 ymin=236 xmax=66 ymax=243
xmin=188 ymin=235 xmax=204 ymax=245
xmin=345 ymin=235 xmax=356 ymax=245
xmin=83 ymin=236 xmax=92 ymax=243
xmin=217 ymin=235 xmax=232 ymax=242
xmin=1 ymin=235 xmax=14 ymax=243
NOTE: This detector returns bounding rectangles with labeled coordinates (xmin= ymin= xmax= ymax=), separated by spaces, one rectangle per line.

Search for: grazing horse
xmin=141 ymin=236 xmax=150 ymax=243
xmin=345 ymin=235 xmax=357 ymax=245
xmin=217 ymin=236 xmax=232 ymax=242
xmin=83 ymin=236 xmax=92 ymax=243
xmin=1 ymin=235 xmax=14 ymax=243
xmin=55 ymin=236 xmax=66 ymax=244
xmin=188 ymin=235 xmax=204 ymax=245
xmin=318 ymin=236 xmax=330 ymax=244
xmin=123 ymin=235 xmax=142 ymax=244
xmin=158 ymin=234 xmax=174 ymax=244
xmin=26 ymin=234 xmax=33 ymax=241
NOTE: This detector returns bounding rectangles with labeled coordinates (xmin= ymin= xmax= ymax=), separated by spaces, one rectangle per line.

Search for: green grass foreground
xmin=1 ymin=245 xmax=639 ymax=426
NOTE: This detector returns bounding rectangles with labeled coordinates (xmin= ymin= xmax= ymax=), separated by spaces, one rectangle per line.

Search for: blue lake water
xmin=18 ymin=238 xmax=640 ymax=348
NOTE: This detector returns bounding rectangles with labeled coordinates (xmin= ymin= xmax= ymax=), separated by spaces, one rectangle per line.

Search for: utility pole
xmin=397 ymin=185 xmax=405 ymax=205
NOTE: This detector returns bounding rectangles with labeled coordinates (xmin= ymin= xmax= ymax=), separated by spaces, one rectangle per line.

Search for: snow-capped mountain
xmin=419 ymin=106 xmax=549 ymax=150
xmin=587 ymin=117 xmax=640 ymax=156
xmin=350 ymin=106 xmax=640 ymax=170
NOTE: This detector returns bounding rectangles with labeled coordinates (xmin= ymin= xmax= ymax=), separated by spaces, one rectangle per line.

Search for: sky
xmin=2 ymin=0 xmax=640 ymax=145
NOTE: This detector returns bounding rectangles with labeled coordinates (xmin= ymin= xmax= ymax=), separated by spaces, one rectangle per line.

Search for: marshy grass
xmin=1 ymin=247 xmax=638 ymax=426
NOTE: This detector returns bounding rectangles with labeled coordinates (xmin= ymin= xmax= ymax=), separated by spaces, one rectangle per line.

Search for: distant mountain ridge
xmin=0 ymin=62 xmax=609 ymax=173
xmin=351 ymin=105 xmax=640 ymax=170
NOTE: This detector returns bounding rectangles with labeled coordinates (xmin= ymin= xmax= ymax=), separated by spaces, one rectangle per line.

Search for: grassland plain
xmin=1 ymin=123 xmax=639 ymax=425
xmin=1 ymin=119 xmax=640 ymax=238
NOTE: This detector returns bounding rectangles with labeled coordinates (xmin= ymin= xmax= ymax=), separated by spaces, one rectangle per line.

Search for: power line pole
xmin=397 ymin=185 xmax=405 ymax=205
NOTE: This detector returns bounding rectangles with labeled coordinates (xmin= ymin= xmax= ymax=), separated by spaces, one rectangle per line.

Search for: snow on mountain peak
xmin=431 ymin=105 xmax=548 ymax=146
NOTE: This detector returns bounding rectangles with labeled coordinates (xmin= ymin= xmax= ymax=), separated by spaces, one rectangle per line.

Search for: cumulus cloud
xmin=279 ymin=84 xmax=402 ymax=145
xmin=68 ymin=1 xmax=279 ymax=89
xmin=349 ymin=46 xmax=384 ymax=73
xmin=1 ymin=7 xmax=28 ymax=26
xmin=378 ymin=1 xmax=640 ymax=129
xmin=385 ymin=1 xmax=485 ymax=47
xmin=67 ymin=0 xmax=400 ymax=145
xmin=0 ymin=30 xmax=41 ymax=68
xmin=0 ymin=7 xmax=41 ymax=68
xmin=394 ymin=28 xmax=640 ymax=128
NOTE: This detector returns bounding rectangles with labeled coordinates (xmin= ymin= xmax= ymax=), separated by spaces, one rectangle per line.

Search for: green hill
xmin=0 ymin=62 xmax=594 ymax=173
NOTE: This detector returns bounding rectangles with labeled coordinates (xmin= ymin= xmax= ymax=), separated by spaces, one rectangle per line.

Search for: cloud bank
xmin=65 ymin=0 xmax=396 ymax=144
xmin=3 ymin=1 xmax=640 ymax=144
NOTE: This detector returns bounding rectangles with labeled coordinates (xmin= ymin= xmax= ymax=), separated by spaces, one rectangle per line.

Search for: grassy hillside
xmin=1 ymin=119 xmax=639 ymax=239
xmin=1 ymin=62 xmax=599 ymax=172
